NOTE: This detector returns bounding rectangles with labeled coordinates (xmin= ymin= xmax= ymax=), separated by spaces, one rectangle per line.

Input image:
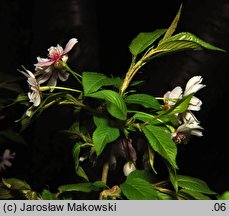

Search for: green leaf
xmin=141 ymin=125 xmax=178 ymax=169
xmin=91 ymin=181 xmax=108 ymax=191
xmin=0 ymin=82 xmax=23 ymax=93
xmin=92 ymin=125 xmax=120 ymax=156
xmin=179 ymin=189 xmax=211 ymax=200
xmin=82 ymin=72 xmax=123 ymax=95
xmin=88 ymin=90 xmax=127 ymax=120
xmin=127 ymin=170 xmax=154 ymax=183
xmin=148 ymin=147 xmax=157 ymax=174
xmin=129 ymin=29 xmax=167 ymax=55
xmin=82 ymin=72 xmax=108 ymax=96
xmin=158 ymin=32 xmax=225 ymax=52
xmin=0 ymin=188 xmax=13 ymax=199
xmin=125 ymin=94 xmax=162 ymax=110
xmin=23 ymin=191 xmax=40 ymax=200
xmin=218 ymin=191 xmax=229 ymax=200
xmin=102 ymin=77 xmax=123 ymax=89
xmin=0 ymin=129 xmax=26 ymax=145
xmin=158 ymin=94 xmax=193 ymax=117
xmin=133 ymin=111 xmax=155 ymax=122
xmin=2 ymin=178 xmax=31 ymax=190
xmin=162 ymin=4 xmax=183 ymax=40
xmin=58 ymin=183 xmax=94 ymax=193
xmin=133 ymin=111 xmax=179 ymax=126
xmin=167 ymin=164 xmax=178 ymax=192
xmin=72 ymin=143 xmax=81 ymax=171
xmin=93 ymin=115 xmax=108 ymax=127
xmin=177 ymin=175 xmax=217 ymax=195
xmin=41 ymin=189 xmax=57 ymax=200
xmin=76 ymin=166 xmax=89 ymax=182
xmin=120 ymin=177 xmax=160 ymax=200
xmin=58 ymin=181 xmax=106 ymax=194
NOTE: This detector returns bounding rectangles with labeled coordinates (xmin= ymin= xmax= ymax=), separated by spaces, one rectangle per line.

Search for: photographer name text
xmin=3 ymin=202 xmax=117 ymax=213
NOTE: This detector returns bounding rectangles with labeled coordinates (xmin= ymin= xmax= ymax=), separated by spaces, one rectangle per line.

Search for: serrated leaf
xmin=88 ymin=90 xmax=127 ymax=120
xmin=133 ymin=111 xmax=179 ymax=126
xmin=177 ymin=175 xmax=217 ymax=195
xmin=82 ymin=72 xmax=123 ymax=95
xmin=82 ymin=72 xmax=108 ymax=96
xmin=158 ymin=32 xmax=225 ymax=52
xmin=125 ymin=94 xmax=162 ymax=110
xmin=93 ymin=115 xmax=108 ymax=127
xmin=129 ymin=29 xmax=167 ymax=55
xmin=120 ymin=177 xmax=159 ymax=200
xmin=162 ymin=4 xmax=183 ymax=40
xmin=92 ymin=125 xmax=120 ymax=156
xmin=141 ymin=125 xmax=178 ymax=169
xmin=158 ymin=94 xmax=193 ymax=116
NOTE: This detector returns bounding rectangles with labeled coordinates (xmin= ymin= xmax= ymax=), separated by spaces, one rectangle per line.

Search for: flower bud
xmin=123 ymin=161 xmax=136 ymax=176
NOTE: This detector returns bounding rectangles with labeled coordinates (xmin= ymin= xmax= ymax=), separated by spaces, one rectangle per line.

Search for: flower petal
xmin=35 ymin=57 xmax=55 ymax=67
xmin=184 ymin=76 xmax=206 ymax=95
xmin=58 ymin=70 xmax=70 ymax=82
xmin=37 ymin=71 xmax=52 ymax=84
xmin=47 ymin=72 xmax=58 ymax=90
xmin=188 ymin=96 xmax=202 ymax=111
xmin=164 ymin=86 xmax=182 ymax=105
xmin=63 ymin=38 xmax=78 ymax=54
xmin=123 ymin=161 xmax=136 ymax=176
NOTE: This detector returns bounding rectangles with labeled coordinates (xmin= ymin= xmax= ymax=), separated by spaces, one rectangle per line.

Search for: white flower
xmin=163 ymin=86 xmax=182 ymax=106
xmin=184 ymin=76 xmax=206 ymax=96
xmin=188 ymin=96 xmax=202 ymax=111
xmin=123 ymin=161 xmax=136 ymax=176
xmin=0 ymin=149 xmax=16 ymax=171
xmin=172 ymin=112 xmax=203 ymax=144
xmin=163 ymin=76 xmax=205 ymax=112
xmin=34 ymin=38 xmax=78 ymax=88
xmin=18 ymin=66 xmax=41 ymax=116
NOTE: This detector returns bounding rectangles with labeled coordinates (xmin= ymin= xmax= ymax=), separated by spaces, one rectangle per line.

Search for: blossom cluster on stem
xmin=162 ymin=76 xmax=206 ymax=144
xmin=18 ymin=38 xmax=78 ymax=116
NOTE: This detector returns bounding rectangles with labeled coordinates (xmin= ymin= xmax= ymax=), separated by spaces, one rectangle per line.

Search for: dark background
xmin=0 ymin=0 xmax=228 ymax=195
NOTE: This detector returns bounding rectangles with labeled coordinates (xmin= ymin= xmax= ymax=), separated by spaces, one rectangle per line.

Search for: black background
xmin=0 ymin=0 xmax=228 ymax=195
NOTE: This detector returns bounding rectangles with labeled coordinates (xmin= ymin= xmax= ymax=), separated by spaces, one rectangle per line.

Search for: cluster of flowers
xmin=19 ymin=38 xmax=205 ymax=142
xmin=18 ymin=39 xmax=206 ymax=176
xmin=164 ymin=75 xmax=205 ymax=144
xmin=123 ymin=77 xmax=205 ymax=176
xmin=19 ymin=38 xmax=78 ymax=116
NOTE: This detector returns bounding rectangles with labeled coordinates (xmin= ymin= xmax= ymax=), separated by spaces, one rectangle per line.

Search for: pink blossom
xmin=34 ymin=38 xmax=78 ymax=68
xmin=34 ymin=38 xmax=78 ymax=89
